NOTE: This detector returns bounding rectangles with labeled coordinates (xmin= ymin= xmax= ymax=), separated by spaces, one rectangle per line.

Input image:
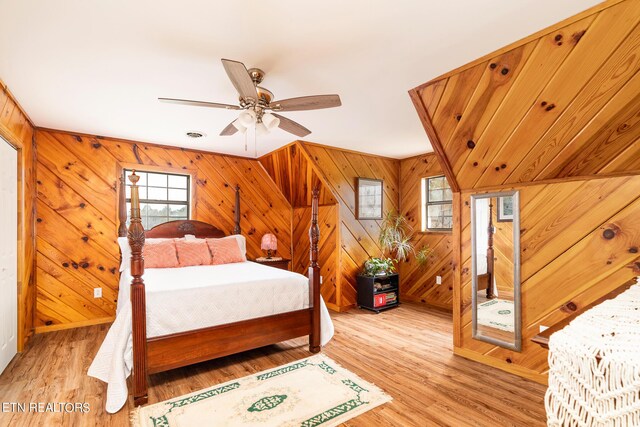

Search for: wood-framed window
xmin=124 ymin=169 xmax=190 ymax=229
xmin=422 ymin=175 xmax=453 ymax=231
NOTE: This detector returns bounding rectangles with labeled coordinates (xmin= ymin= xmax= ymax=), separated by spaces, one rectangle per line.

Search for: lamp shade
xmin=238 ymin=109 xmax=257 ymax=127
xmin=262 ymin=113 xmax=280 ymax=129
xmin=261 ymin=233 xmax=277 ymax=251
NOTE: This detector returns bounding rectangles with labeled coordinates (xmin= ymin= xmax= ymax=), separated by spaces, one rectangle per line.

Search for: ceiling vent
xmin=186 ymin=131 xmax=205 ymax=139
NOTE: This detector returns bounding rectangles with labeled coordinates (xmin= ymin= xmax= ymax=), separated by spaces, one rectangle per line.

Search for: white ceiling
xmin=0 ymin=0 xmax=601 ymax=158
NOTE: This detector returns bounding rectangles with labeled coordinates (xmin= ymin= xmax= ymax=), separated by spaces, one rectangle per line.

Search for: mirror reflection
xmin=472 ymin=192 xmax=521 ymax=351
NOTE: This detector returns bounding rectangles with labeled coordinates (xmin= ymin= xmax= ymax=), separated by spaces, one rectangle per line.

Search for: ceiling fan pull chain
xmin=244 ymin=131 xmax=248 ymax=152
xmin=254 ymin=131 xmax=258 ymax=158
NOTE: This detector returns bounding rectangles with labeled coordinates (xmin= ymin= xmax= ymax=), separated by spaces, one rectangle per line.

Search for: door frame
xmin=0 ymin=122 xmax=34 ymax=353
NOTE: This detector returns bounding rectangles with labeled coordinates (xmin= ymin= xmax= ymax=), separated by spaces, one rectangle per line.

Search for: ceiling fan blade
xmin=220 ymin=121 xmax=238 ymax=136
xmin=221 ymin=59 xmax=258 ymax=101
xmin=270 ymin=94 xmax=341 ymax=111
xmin=272 ymin=113 xmax=311 ymax=137
xmin=159 ymin=97 xmax=240 ymax=110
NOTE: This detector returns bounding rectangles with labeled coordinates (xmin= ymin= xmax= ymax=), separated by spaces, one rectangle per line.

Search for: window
xmin=124 ymin=169 xmax=190 ymax=229
xmin=422 ymin=175 xmax=453 ymax=231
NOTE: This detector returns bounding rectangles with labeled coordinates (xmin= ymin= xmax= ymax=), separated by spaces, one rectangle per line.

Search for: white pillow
xmin=231 ymin=234 xmax=247 ymax=260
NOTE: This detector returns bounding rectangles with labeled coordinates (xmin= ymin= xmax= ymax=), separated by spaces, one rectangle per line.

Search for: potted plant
xmin=362 ymin=211 xmax=432 ymax=276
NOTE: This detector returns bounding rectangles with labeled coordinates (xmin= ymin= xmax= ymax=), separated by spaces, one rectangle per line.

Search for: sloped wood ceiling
xmin=0 ymin=81 xmax=36 ymax=350
xmin=411 ymin=0 xmax=640 ymax=191
xmin=35 ymin=129 xmax=292 ymax=332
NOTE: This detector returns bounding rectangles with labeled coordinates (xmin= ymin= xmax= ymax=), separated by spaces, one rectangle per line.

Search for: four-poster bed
xmin=119 ymin=171 xmax=322 ymax=406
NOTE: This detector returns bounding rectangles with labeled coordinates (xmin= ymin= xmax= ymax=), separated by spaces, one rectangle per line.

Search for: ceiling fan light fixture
xmin=262 ymin=113 xmax=280 ymax=130
xmin=255 ymin=121 xmax=269 ymax=136
xmin=232 ymin=118 xmax=247 ymax=134
xmin=238 ymin=109 xmax=257 ymax=127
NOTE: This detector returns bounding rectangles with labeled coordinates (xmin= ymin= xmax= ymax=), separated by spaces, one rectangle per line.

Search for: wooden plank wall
xmin=0 ymin=81 xmax=36 ymax=351
xmin=34 ymin=129 xmax=292 ymax=332
xmin=298 ymin=143 xmax=400 ymax=309
xmin=292 ymin=206 xmax=339 ymax=308
xmin=398 ymin=154 xmax=454 ymax=309
xmin=260 ymin=143 xmax=341 ymax=310
xmin=261 ymin=141 xmax=404 ymax=310
xmin=259 ymin=143 xmax=336 ymax=207
xmin=459 ymin=177 xmax=640 ymax=382
xmin=410 ymin=0 xmax=640 ymax=382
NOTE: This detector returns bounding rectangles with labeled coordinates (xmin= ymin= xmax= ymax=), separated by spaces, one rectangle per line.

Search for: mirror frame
xmin=470 ymin=191 xmax=522 ymax=351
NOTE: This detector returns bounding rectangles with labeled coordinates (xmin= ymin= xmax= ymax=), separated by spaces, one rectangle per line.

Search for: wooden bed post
xmin=309 ymin=187 xmax=321 ymax=353
xmin=128 ymin=171 xmax=148 ymax=406
xmin=486 ymin=201 xmax=495 ymax=299
xmin=233 ymin=185 xmax=241 ymax=235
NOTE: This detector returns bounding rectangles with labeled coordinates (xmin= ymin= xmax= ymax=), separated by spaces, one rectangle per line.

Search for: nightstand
xmin=252 ymin=258 xmax=291 ymax=271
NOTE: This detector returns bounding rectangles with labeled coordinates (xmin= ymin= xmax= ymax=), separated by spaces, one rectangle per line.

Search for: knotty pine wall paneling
xmin=35 ymin=129 xmax=292 ymax=332
xmin=0 ymin=81 xmax=36 ymax=351
xmin=298 ymin=143 xmax=401 ymax=309
xmin=458 ymin=177 xmax=640 ymax=383
xmin=260 ymin=143 xmax=341 ymax=310
xmin=261 ymin=141 xmax=408 ymax=311
xmin=410 ymin=0 xmax=640 ymax=383
xmin=398 ymin=154 xmax=453 ymax=309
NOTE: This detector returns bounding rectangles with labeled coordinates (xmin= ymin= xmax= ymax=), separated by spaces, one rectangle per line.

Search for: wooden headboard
xmin=117 ymin=172 xmax=242 ymax=238
xmin=145 ymin=220 xmax=226 ymax=239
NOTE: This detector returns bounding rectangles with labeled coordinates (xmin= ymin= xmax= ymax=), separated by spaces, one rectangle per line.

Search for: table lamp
xmin=261 ymin=233 xmax=277 ymax=259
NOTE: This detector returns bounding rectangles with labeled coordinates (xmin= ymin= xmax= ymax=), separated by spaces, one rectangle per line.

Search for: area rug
xmin=477 ymin=298 xmax=514 ymax=332
xmin=131 ymin=355 xmax=392 ymax=427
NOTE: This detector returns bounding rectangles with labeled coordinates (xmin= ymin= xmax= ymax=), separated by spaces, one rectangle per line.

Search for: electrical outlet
xmin=436 ymin=275 xmax=442 ymax=285
xmin=539 ymin=325 xmax=549 ymax=333
xmin=320 ymin=276 xmax=323 ymax=284
xmin=94 ymin=288 xmax=102 ymax=298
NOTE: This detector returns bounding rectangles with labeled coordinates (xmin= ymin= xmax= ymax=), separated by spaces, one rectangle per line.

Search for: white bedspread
xmin=88 ymin=262 xmax=334 ymax=413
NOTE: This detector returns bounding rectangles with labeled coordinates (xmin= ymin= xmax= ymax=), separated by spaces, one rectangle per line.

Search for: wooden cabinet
xmin=357 ymin=273 xmax=399 ymax=313
xmin=252 ymin=258 xmax=291 ymax=271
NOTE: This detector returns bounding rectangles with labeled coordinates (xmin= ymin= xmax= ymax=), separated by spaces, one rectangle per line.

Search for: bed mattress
xmin=118 ymin=261 xmax=313 ymax=338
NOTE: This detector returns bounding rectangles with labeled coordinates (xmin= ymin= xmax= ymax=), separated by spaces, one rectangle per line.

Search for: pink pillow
xmin=175 ymin=239 xmax=211 ymax=267
xmin=207 ymin=238 xmax=244 ymax=265
xmin=143 ymin=240 xmax=179 ymax=268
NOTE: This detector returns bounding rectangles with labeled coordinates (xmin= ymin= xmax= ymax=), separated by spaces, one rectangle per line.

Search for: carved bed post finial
xmin=128 ymin=170 xmax=148 ymax=406
xmin=308 ymin=186 xmax=321 ymax=353
xmin=118 ymin=173 xmax=128 ymax=237
xmin=233 ymin=185 xmax=241 ymax=235
xmin=309 ymin=187 xmax=320 ymax=268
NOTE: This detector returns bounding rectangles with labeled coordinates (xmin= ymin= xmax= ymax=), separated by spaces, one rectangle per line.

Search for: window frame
xmin=123 ymin=168 xmax=192 ymax=228
xmin=422 ymin=175 xmax=453 ymax=232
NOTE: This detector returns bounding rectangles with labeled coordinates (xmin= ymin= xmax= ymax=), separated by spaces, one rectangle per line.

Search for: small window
xmin=422 ymin=175 xmax=453 ymax=231
xmin=124 ymin=169 xmax=190 ymax=229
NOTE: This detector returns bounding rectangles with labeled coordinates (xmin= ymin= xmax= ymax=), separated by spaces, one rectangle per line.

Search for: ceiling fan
xmin=159 ymin=59 xmax=342 ymax=138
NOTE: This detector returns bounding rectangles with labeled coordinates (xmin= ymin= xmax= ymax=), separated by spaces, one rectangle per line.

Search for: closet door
xmin=0 ymin=138 xmax=17 ymax=373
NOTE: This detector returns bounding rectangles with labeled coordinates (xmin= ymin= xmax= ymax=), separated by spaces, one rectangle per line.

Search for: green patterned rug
xmin=131 ymin=355 xmax=392 ymax=427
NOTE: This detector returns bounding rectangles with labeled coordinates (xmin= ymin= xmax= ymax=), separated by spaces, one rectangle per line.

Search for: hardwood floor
xmin=0 ymin=303 xmax=547 ymax=426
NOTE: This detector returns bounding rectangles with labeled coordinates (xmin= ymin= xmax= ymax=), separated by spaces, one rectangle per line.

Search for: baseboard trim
xmin=401 ymin=295 xmax=453 ymax=312
xmin=326 ymin=302 xmax=355 ymax=312
xmin=35 ymin=316 xmax=115 ymax=334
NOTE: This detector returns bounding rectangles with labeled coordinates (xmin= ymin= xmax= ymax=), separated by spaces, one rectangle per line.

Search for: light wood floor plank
xmin=0 ymin=303 xmax=546 ymax=426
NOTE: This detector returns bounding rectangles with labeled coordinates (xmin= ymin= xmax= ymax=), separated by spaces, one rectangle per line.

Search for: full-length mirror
xmin=471 ymin=191 xmax=521 ymax=351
